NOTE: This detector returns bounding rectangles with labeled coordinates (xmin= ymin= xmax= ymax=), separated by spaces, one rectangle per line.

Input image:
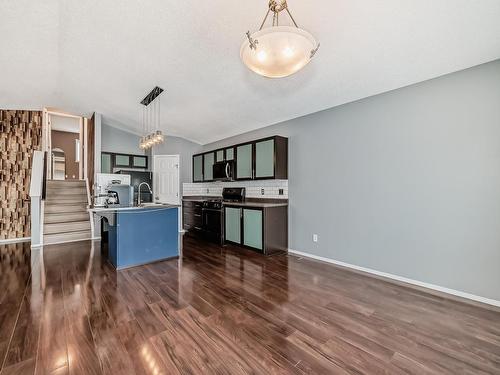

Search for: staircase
xmin=43 ymin=180 xmax=92 ymax=245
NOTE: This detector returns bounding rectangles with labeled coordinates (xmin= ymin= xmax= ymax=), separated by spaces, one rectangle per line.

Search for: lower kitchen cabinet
xmin=224 ymin=205 xmax=287 ymax=255
xmin=182 ymin=200 xmax=203 ymax=237
xmin=243 ymin=209 xmax=262 ymax=250
xmin=225 ymin=207 xmax=241 ymax=243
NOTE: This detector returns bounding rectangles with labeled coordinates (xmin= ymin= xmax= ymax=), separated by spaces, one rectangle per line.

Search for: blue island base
xmin=107 ymin=207 xmax=179 ymax=270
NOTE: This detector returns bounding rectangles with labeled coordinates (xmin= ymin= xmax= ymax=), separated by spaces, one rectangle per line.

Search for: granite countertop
xmin=182 ymin=196 xmax=288 ymax=208
xmin=89 ymin=203 xmax=180 ymax=213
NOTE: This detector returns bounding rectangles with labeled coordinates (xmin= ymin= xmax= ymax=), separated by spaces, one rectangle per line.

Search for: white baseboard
xmin=288 ymin=248 xmax=500 ymax=308
xmin=0 ymin=237 xmax=30 ymax=244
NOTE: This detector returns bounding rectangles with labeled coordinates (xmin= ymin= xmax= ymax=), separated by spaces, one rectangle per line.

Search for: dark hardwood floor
xmin=1 ymin=237 xmax=499 ymax=374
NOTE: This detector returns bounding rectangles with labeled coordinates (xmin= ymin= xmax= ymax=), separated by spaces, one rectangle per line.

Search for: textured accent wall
xmin=0 ymin=110 xmax=42 ymax=239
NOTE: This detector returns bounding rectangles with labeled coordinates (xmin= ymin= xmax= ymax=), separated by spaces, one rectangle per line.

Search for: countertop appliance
xmin=116 ymin=170 xmax=153 ymax=203
xmin=213 ymin=160 xmax=235 ymax=181
xmin=200 ymin=187 xmax=245 ymax=245
xmin=107 ymin=184 xmax=134 ymax=207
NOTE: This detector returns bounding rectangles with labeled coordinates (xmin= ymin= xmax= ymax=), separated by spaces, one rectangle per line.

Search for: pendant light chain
xmin=258 ymin=0 xmax=298 ymax=30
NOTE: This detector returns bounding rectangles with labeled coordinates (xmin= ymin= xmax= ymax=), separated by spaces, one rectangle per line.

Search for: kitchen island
xmin=89 ymin=204 xmax=180 ymax=270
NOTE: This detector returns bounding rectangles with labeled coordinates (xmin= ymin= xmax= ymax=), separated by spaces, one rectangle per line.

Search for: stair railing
xmin=85 ymin=178 xmax=95 ymax=238
xmin=29 ymin=150 xmax=46 ymax=248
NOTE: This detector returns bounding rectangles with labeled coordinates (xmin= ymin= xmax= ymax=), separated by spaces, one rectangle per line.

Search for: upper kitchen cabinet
xmin=193 ymin=154 xmax=203 ymax=182
xmin=192 ymin=135 xmax=287 ymax=182
xmin=215 ymin=149 xmax=224 ymax=162
xmin=262 ymin=136 xmax=288 ymax=180
xmin=101 ymin=152 xmax=148 ymax=173
xmin=236 ymin=143 xmax=253 ymax=179
xmin=225 ymin=147 xmax=234 ymax=160
xmin=239 ymin=136 xmax=288 ymax=180
xmin=203 ymin=152 xmax=215 ymax=181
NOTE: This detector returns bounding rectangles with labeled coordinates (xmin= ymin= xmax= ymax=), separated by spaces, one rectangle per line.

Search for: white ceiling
xmin=1 ymin=0 xmax=500 ymax=144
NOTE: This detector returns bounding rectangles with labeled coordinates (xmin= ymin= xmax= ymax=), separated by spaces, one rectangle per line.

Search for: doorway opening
xmin=42 ymin=109 xmax=95 ymax=185
xmin=49 ymin=114 xmax=82 ymax=180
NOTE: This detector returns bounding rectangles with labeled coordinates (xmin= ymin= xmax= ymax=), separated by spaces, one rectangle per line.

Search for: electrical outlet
xmin=312 ymin=234 xmax=318 ymax=242
xmin=278 ymin=188 xmax=284 ymax=195
xmin=261 ymin=188 xmax=265 ymax=195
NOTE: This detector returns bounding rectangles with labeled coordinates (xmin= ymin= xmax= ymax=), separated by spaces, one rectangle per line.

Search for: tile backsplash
xmin=183 ymin=180 xmax=288 ymax=199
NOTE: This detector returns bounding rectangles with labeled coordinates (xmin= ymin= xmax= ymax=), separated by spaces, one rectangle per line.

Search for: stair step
xmin=45 ymin=201 xmax=87 ymax=207
xmin=45 ymin=197 xmax=88 ymax=205
xmin=46 ymin=188 xmax=87 ymax=196
xmin=44 ymin=230 xmax=92 ymax=245
xmin=47 ymin=180 xmax=86 ymax=186
xmin=45 ymin=212 xmax=90 ymax=224
xmin=44 ymin=204 xmax=87 ymax=214
xmin=44 ymin=221 xmax=90 ymax=235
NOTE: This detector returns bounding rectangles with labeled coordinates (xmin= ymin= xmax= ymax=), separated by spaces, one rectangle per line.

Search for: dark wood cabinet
xmin=192 ymin=135 xmax=287 ymax=182
xmin=224 ymin=204 xmax=287 ymax=255
xmin=101 ymin=152 xmax=148 ymax=173
xmin=203 ymin=152 xmax=215 ymax=181
xmin=193 ymin=155 xmax=203 ymax=182
xmin=182 ymin=200 xmax=203 ymax=237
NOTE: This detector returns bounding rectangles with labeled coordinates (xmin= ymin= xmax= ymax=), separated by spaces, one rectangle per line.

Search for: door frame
xmin=43 ymin=108 xmax=86 ymax=180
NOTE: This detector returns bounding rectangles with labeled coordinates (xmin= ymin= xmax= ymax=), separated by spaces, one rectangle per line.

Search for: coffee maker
xmin=106 ymin=184 xmax=134 ymax=207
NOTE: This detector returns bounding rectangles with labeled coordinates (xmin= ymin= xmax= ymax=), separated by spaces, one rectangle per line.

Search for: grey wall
xmin=203 ymin=60 xmax=500 ymax=301
xmin=154 ymin=136 xmax=202 ymax=188
xmin=101 ymin=123 xmax=145 ymax=155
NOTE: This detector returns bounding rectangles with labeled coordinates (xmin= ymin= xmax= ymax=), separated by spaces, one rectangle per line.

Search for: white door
xmin=154 ymin=155 xmax=180 ymax=204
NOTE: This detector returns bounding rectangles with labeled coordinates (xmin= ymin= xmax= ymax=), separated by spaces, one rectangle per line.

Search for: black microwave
xmin=213 ymin=160 xmax=235 ymax=181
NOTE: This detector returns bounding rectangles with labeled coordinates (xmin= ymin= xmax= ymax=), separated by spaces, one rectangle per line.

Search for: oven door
xmin=202 ymin=208 xmax=223 ymax=244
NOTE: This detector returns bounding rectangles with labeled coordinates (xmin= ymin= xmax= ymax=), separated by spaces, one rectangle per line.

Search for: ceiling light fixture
xmin=139 ymin=86 xmax=165 ymax=150
xmin=240 ymin=0 xmax=319 ymax=78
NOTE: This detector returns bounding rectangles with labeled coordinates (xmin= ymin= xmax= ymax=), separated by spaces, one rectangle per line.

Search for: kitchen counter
xmin=223 ymin=201 xmax=288 ymax=208
xmin=181 ymin=196 xmax=213 ymax=203
xmin=182 ymin=196 xmax=288 ymax=208
xmin=182 ymin=195 xmax=288 ymax=255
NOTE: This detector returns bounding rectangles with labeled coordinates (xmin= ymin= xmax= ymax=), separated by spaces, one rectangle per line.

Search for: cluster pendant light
xmin=139 ymin=86 xmax=165 ymax=150
xmin=240 ymin=0 xmax=319 ymax=78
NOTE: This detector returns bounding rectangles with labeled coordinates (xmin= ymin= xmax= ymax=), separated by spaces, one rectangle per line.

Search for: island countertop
xmin=89 ymin=204 xmax=180 ymax=214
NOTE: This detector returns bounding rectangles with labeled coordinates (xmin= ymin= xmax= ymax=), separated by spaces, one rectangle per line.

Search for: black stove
xmin=203 ymin=199 xmax=223 ymax=209
xmin=200 ymin=187 xmax=245 ymax=244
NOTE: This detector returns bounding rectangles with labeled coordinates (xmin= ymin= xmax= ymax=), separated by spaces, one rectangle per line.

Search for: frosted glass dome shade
xmin=240 ymin=26 xmax=318 ymax=78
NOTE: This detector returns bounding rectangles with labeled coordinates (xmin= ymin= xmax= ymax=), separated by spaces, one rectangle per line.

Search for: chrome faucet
xmin=138 ymin=182 xmax=153 ymax=206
